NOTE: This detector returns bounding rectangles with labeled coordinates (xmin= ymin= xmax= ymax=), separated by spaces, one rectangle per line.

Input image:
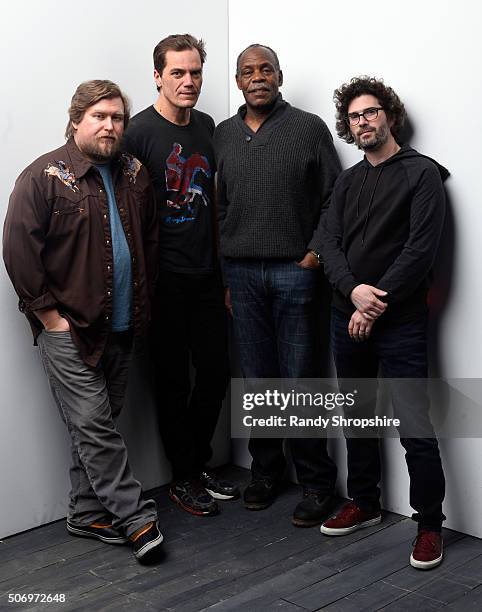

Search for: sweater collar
xmin=235 ymin=94 xmax=290 ymax=142
xmin=237 ymin=94 xmax=288 ymax=130
xmin=237 ymin=93 xmax=286 ymax=119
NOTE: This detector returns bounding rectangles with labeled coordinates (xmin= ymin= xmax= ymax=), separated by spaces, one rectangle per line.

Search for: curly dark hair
xmin=334 ymin=76 xmax=406 ymax=144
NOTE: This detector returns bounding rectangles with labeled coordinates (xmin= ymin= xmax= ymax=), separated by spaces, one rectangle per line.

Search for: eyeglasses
xmin=346 ymin=107 xmax=384 ymax=126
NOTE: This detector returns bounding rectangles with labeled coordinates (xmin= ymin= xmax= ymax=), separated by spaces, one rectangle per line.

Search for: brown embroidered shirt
xmin=3 ymin=138 xmax=159 ymax=366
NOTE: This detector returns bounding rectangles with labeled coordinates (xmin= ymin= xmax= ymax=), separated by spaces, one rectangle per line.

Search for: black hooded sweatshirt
xmin=317 ymin=145 xmax=450 ymax=323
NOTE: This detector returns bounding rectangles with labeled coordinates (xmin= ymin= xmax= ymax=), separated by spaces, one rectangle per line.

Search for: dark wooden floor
xmin=1 ymin=466 xmax=481 ymax=612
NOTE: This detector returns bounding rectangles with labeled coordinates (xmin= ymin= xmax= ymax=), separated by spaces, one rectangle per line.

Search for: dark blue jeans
xmin=225 ymin=259 xmax=337 ymax=493
xmin=331 ymin=308 xmax=446 ymax=531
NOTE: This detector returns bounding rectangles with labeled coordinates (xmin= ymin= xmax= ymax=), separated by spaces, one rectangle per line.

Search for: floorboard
xmin=0 ymin=466 xmax=480 ymax=612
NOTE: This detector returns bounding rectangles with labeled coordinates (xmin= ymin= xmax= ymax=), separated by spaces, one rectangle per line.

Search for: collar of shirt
xmin=235 ymin=94 xmax=290 ymax=144
xmin=65 ymin=137 xmax=122 ymax=181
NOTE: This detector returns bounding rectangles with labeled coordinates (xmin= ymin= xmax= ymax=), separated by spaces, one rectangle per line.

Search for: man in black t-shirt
xmin=124 ymin=34 xmax=238 ymax=516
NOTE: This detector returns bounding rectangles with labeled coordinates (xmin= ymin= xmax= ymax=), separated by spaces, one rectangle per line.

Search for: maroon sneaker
xmin=320 ymin=501 xmax=381 ymax=535
xmin=410 ymin=530 xmax=443 ymax=569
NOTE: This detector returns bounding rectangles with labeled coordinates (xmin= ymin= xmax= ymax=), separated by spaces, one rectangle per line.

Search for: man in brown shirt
xmin=3 ymin=80 xmax=163 ymax=562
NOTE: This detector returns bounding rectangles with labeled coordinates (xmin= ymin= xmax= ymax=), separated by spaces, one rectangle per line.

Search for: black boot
xmin=292 ymin=490 xmax=334 ymax=527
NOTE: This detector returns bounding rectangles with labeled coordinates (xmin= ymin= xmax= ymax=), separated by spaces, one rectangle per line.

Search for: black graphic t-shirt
xmin=124 ymin=106 xmax=215 ymax=273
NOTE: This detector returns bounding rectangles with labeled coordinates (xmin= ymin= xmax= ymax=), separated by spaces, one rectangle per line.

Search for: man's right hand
xmin=224 ymin=287 xmax=233 ymax=317
xmin=35 ymin=308 xmax=70 ymax=332
xmin=350 ymin=284 xmax=388 ymax=320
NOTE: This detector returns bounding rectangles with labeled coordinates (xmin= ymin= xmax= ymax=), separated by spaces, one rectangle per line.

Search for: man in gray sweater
xmin=214 ymin=44 xmax=341 ymax=525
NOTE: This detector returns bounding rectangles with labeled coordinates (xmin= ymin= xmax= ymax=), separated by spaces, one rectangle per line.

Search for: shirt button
xmin=105 ymin=315 xmax=109 ymax=321
xmin=119 ymin=208 xmax=124 ymax=213
xmin=132 ymin=257 xmax=136 ymax=263
xmin=99 ymin=188 xmax=103 ymax=193
xmin=106 ymin=239 xmax=110 ymax=245
xmin=245 ymin=135 xmax=252 ymax=142
xmin=134 ymin=281 xmax=138 ymax=287
xmin=103 ymin=214 xmax=108 ymax=219
xmin=107 ymin=290 xmax=111 ymax=296
xmin=107 ymin=265 xmax=111 ymax=271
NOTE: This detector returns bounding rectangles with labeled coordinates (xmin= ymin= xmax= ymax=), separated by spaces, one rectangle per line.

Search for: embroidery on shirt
xmin=44 ymin=161 xmax=80 ymax=193
xmin=121 ymin=153 xmax=142 ymax=183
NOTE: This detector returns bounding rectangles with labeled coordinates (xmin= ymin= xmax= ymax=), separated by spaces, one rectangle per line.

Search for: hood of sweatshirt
xmin=361 ymin=144 xmax=450 ymax=178
xmin=323 ymin=144 xmax=449 ymax=321
xmin=355 ymin=145 xmax=450 ymax=244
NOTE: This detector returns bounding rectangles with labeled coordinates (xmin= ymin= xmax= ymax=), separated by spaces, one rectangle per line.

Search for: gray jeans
xmin=37 ymin=330 xmax=157 ymax=537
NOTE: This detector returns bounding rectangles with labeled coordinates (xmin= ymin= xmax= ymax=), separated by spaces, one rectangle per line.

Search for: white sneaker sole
xmin=205 ymin=488 xmax=237 ymax=500
xmin=134 ymin=532 xmax=164 ymax=559
xmin=320 ymin=515 xmax=382 ymax=536
xmin=66 ymin=522 xmax=128 ymax=544
xmin=410 ymin=549 xmax=443 ymax=569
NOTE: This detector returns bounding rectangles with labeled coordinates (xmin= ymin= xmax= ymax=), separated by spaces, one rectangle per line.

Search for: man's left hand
xmin=348 ymin=310 xmax=374 ymax=342
xmin=297 ymin=251 xmax=319 ymax=269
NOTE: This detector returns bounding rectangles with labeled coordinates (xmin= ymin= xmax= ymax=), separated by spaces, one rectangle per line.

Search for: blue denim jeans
xmin=225 ymin=259 xmax=321 ymax=378
xmin=331 ymin=308 xmax=446 ymax=531
xmin=225 ymin=259 xmax=337 ymax=492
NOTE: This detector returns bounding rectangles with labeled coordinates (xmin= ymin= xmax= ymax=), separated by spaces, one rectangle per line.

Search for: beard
xmin=80 ymin=136 xmax=120 ymax=162
xmin=355 ymin=123 xmax=390 ymax=151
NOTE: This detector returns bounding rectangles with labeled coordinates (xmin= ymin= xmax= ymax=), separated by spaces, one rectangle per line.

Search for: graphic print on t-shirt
xmin=164 ymin=142 xmax=211 ymax=225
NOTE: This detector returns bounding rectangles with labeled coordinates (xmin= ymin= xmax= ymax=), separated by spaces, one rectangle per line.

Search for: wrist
xmin=349 ymin=284 xmax=361 ymax=302
xmin=338 ymin=277 xmax=359 ymax=299
xmin=308 ymin=250 xmax=321 ymax=265
xmin=35 ymin=308 xmax=61 ymax=329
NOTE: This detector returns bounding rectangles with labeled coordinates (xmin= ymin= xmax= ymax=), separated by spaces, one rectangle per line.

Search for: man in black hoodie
xmin=318 ymin=77 xmax=448 ymax=570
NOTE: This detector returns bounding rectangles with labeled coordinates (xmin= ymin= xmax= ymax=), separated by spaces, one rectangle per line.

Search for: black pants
xmin=150 ymin=270 xmax=230 ymax=480
xmin=331 ymin=309 xmax=446 ymax=531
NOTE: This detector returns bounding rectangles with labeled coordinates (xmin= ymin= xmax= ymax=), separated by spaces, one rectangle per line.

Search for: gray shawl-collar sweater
xmin=214 ymin=96 xmax=341 ymax=260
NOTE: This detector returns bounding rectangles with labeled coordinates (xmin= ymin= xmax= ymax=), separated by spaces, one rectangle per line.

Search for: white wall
xmin=0 ymin=0 xmax=230 ymax=539
xmin=229 ymin=0 xmax=482 ymax=537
